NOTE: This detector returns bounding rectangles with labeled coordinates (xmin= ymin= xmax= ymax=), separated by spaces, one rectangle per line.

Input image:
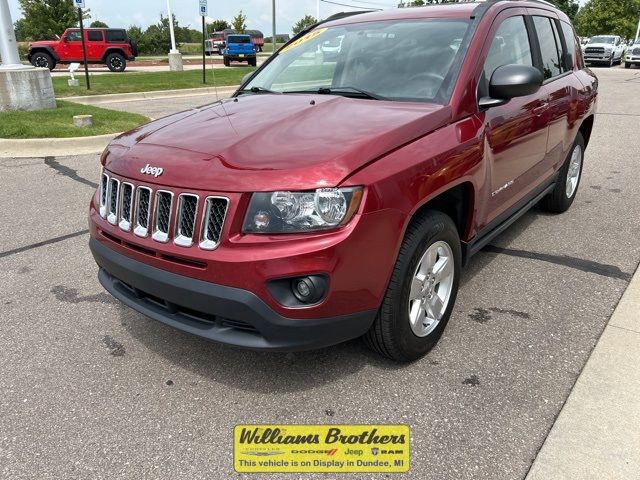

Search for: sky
xmin=6 ymin=0 xmax=401 ymax=36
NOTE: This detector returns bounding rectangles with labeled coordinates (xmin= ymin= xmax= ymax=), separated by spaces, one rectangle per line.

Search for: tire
xmin=106 ymin=52 xmax=126 ymax=72
xmin=30 ymin=52 xmax=55 ymax=70
xmin=608 ymin=56 xmax=614 ymax=67
xmin=223 ymin=57 xmax=230 ymax=67
xmin=364 ymin=210 xmax=461 ymax=362
xmin=249 ymin=57 xmax=257 ymax=67
xmin=540 ymin=132 xmax=585 ymax=213
xmin=625 ymin=62 xmax=631 ymax=69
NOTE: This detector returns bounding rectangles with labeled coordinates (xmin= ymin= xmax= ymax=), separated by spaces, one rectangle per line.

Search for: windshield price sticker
xmin=280 ymin=28 xmax=328 ymax=54
xmin=234 ymin=424 xmax=410 ymax=473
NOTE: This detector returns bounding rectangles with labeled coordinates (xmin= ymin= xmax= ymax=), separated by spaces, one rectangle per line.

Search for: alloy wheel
xmin=566 ymin=144 xmax=583 ymax=198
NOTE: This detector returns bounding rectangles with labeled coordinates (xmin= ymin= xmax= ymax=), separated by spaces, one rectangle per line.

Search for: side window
xmin=66 ymin=31 xmax=82 ymax=42
xmin=105 ymin=30 xmax=127 ymax=43
xmin=483 ymin=16 xmax=533 ymax=81
xmin=560 ymin=21 xmax=577 ymax=70
xmin=533 ymin=16 xmax=563 ymax=79
xmin=87 ymin=31 xmax=103 ymax=42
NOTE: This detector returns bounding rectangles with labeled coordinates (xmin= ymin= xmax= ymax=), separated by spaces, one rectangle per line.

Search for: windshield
xmin=246 ymin=19 xmax=470 ymax=103
xmin=228 ymin=35 xmax=251 ymax=44
xmin=590 ymin=36 xmax=615 ymax=44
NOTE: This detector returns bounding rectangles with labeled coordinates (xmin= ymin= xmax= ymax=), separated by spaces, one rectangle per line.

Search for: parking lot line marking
xmin=484 ymin=245 xmax=632 ymax=281
xmin=44 ymin=156 xmax=98 ymax=189
xmin=0 ymin=229 xmax=89 ymax=260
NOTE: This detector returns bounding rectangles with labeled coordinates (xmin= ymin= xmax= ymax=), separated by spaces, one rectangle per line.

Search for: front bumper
xmin=90 ymin=237 xmax=377 ymax=351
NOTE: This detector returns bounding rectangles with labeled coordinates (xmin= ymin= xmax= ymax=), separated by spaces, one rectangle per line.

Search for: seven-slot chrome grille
xmin=99 ymin=172 xmax=229 ymax=250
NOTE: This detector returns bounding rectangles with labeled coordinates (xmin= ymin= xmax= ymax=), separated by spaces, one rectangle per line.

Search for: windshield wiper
xmin=317 ymin=86 xmax=387 ymax=101
xmin=237 ymin=86 xmax=282 ymax=95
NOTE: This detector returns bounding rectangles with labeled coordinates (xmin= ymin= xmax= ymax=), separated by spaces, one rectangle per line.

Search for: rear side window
xmin=87 ymin=31 xmax=103 ymax=42
xmin=484 ymin=16 xmax=533 ymax=81
xmin=105 ymin=30 xmax=127 ymax=43
xmin=560 ymin=21 xmax=578 ymax=70
xmin=532 ymin=16 xmax=563 ymax=79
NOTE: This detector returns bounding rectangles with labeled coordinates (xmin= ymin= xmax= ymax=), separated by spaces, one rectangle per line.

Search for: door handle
xmin=533 ymin=103 xmax=549 ymax=116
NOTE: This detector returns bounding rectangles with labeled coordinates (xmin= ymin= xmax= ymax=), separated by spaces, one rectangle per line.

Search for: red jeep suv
xmin=89 ymin=1 xmax=597 ymax=361
xmin=28 ymin=28 xmax=137 ymax=72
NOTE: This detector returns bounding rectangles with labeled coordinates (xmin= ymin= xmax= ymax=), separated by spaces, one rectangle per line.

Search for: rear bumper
xmin=224 ymin=54 xmax=256 ymax=61
xmin=90 ymin=237 xmax=377 ymax=351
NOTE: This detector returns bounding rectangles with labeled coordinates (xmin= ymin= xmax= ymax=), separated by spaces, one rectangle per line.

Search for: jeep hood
xmin=30 ymin=40 xmax=57 ymax=47
xmin=104 ymin=94 xmax=451 ymax=192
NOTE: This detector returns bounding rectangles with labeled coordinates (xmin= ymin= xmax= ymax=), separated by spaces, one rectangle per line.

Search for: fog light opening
xmin=291 ymin=276 xmax=325 ymax=304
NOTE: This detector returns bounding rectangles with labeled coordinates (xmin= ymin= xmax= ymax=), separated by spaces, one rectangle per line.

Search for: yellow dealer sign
xmin=234 ymin=424 xmax=410 ymax=473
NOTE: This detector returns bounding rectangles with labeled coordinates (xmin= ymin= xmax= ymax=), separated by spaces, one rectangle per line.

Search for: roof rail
xmin=478 ymin=0 xmax=556 ymax=7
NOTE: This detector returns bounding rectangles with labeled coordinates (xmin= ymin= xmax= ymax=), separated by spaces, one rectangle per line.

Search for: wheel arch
xmin=101 ymin=48 xmax=127 ymax=62
xmin=578 ymin=115 xmax=595 ymax=149
xmin=30 ymin=46 xmax=59 ymax=62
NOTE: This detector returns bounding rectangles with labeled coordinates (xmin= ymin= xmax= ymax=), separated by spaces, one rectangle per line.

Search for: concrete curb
xmin=63 ymin=85 xmax=239 ymax=105
xmin=526 ymin=263 xmax=640 ymax=479
xmin=0 ymin=132 xmax=120 ymax=158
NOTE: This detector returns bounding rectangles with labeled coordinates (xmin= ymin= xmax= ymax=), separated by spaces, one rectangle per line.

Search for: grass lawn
xmin=53 ymin=68 xmax=254 ymax=97
xmin=0 ymin=100 xmax=149 ymax=139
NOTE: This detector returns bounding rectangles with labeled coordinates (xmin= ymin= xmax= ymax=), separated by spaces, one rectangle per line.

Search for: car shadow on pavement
xmin=118 ymin=208 xmax=544 ymax=394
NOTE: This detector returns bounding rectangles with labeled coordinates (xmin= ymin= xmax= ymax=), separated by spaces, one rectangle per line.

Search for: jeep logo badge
xmin=140 ymin=164 xmax=164 ymax=178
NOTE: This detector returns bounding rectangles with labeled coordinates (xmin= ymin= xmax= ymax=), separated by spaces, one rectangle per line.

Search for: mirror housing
xmin=479 ymin=64 xmax=543 ymax=109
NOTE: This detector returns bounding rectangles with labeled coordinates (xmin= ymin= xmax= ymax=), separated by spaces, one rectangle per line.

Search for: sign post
xmin=200 ymin=0 xmax=207 ymax=84
xmin=74 ymin=0 xmax=90 ymax=90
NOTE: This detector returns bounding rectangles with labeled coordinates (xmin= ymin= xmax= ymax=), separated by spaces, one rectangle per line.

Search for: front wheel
xmin=31 ymin=52 xmax=55 ymax=70
xmin=540 ymin=132 xmax=585 ymax=213
xmin=364 ymin=210 xmax=461 ymax=362
xmin=106 ymin=53 xmax=126 ymax=72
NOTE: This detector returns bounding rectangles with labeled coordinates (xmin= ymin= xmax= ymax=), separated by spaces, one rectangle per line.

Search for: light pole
xmin=635 ymin=15 xmax=640 ymax=42
xmin=272 ymin=0 xmax=276 ymax=54
xmin=0 ymin=0 xmax=55 ymax=110
xmin=166 ymin=0 xmax=183 ymax=71
xmin=317 ymin=0 xmax=321 ymax=21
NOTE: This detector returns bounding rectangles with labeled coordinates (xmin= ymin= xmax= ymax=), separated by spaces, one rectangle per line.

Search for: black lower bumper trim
xmin=90 ymin=237 xmax=376 ymax=351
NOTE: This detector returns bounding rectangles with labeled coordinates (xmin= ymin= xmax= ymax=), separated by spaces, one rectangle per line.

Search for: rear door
xmin=478 ymin=10 xmax=551 ymax=225
xmin=86 ymin=30 xmax=104 ymax=61
xmin=529 ymin=11 xmax=578 ymax=175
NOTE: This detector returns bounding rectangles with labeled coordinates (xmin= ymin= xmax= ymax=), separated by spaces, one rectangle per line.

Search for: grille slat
xmin=175 ymin=195 xmax=199 ymax=247
xmin=134 ymin=187 xmax=152 ymax=237
xmin=152 ymin=191 xmax=173 ymax=243
xmin=200 ymin=197 xmax=229 ymax=250
xmin=119 ymin=183 xmax=134 ymax=231
xmin=107 ymin=179 xmax=120 ymax=225
xmin=99 ymin=174 xmax=228 ymax=250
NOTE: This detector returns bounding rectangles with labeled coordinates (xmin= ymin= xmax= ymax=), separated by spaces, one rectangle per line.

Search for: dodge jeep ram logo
xmin=140 ymin=164 xmax=164 ymax=177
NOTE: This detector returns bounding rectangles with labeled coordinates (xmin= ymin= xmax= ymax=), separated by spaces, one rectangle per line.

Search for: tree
xmin=292 ymin=15 xmax=317 ymax=35
xmin=548 ymin=0 xmax=580 ymax=21
xmin=232 ymin=11 xmax=247 ymax=34
xmin=575 ymin=0 xmax=640 ymax=39
xmin=90 ymin=20 xmax=109 ymax=28
xmin=17 ymin=0 xmax=89 ymax=40
xmin=209 ymin=19 xmax=230 ymax=32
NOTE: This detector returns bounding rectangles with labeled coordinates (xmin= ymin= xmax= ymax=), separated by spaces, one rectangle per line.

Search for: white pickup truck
xmin=626 ymin=39 xmax=640 ymax=69
xmin=583 ymin=35 xmax=626 ymax=67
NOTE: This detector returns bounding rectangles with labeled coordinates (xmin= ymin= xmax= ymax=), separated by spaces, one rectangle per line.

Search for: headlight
xmin=243 ymin=187 xmax=363 ymax=233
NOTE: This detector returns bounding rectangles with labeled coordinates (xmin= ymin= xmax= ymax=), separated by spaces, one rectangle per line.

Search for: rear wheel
xmin=249 ymin=57 xmax=257 ymax=67
xmin=223 ymin=57 xmax=230 ymax=67
xmin=106 ymin=53 xmax=126 ymax=72
xmin=540 ymin=132 xmax=585 ymax=213
xmin=364 ymin=210 xmax=461 ymax=362
xmin=31 ymin=52 xmax=55 ymax=70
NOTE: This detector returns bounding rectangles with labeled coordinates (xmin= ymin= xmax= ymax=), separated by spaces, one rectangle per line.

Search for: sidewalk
xmin=527 ymin=264 xmax=640 ymax=479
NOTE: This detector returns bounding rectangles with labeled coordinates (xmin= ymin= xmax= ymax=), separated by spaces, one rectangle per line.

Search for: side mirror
xmin=63 ymin=36 xmax=69 ymax=43
xmin=479 ymin=64 xmax=543 ymax=109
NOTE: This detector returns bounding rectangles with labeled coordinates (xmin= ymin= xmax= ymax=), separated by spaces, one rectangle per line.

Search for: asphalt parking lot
xmin=1 ymin=66 xmax=639 ymax=479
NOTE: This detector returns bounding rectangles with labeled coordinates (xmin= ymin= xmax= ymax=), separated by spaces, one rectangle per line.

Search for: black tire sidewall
xmin=32 ymin=53 xmax=53 ymax=70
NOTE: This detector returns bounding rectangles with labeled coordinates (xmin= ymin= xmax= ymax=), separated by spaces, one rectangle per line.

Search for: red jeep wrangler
xmin=27 ymin=28 xmax=137 ymax=72
xmin=89 ymin=1 xmax=597 ymax=361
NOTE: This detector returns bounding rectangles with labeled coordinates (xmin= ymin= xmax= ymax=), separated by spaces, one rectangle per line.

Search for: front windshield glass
xmin=590 ymin=36 xmax=615 ymax=44
xmin=246 ymin=19 xmax=470 ymax=103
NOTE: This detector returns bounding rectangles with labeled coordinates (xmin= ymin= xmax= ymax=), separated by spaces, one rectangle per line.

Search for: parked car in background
xmin=222 ymin=34 xmax=257 ymax=66
xmin=625 ymin=39 xmax=640 ymax=69
xmin=207 ymin=29 xmax=265 ymax=55
xmin=583 ymin=35 xmax=626 ymax=66
xmin=90 ymin=1 xmax=597 ymax=362
xmin=27 ymin=28 xmax=137 ymax=72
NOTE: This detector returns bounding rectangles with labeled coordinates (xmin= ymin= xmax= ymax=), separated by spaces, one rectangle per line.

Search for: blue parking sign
xmin=74 ymin=0 xmax=85 ymax=8
xmin=199 ymin=0 xmax=208 ymax=17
